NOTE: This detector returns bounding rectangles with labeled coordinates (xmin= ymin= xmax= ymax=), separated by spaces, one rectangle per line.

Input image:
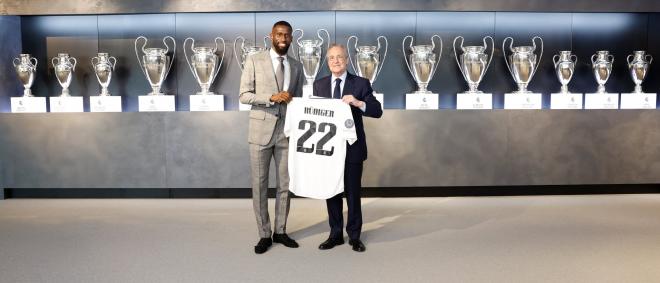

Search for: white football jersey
xmin=284 ymin=98 xmax=357 ymax=199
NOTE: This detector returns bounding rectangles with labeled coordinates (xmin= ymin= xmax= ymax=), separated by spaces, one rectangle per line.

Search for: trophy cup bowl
xmin=297 ymin=29 xmax=330 ymax=86
xmin=552 ymin=50 xmax=577 ymax=93
xmin=627 ymin=50 xmax=652 ymax=93
xmin=185 ymin=37 xmax=225 ymax=95
xmin=403 ymin=35 xmax=442 ymax=93
xmin=591 ymin=50 xmax=614 ymax=93
xmin=92 ymin=52 xmax=117 ymax=96
xmin=503 ymin=36 xmax=543 ymax=93
xmin=51 ymin=53 xmax=77 ymax=96
xmin=135 ymin=36 xmax=176 ymax=96
xmin=347 ymin=35 xmax=388 ymax=85
xmin=233 ymin=36 xmax=267 ymax=71
xmin=13 ymin=54 xmax=38 ymax=97
xmin=453 ymin=36 xmax=494 ymax=93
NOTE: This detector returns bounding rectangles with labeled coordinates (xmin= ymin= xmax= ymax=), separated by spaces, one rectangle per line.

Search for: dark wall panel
xmin=0 ymin=16 xmax=22 ymax=112
xmin=647 ymin=14 xmax=660 ymax=105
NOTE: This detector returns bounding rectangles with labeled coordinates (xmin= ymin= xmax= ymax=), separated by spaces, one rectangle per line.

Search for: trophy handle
xmin=647 ymin=54 xmax=653 ymax=64
xmin=530 ymin=36 xmax=543 ymax=80
xmin=502 ymin=37 xmax=513 ymax=75
xmin=402 ymin=35 xmax=415 ymax=80
xmin=69 ymin=57 xmax=77 ymax=71
xmin=292 ymin=28 xmax=303 ymax=60
xmin=626 ymin=54 xmax=633 ymax=67
xmin=183 ymin=37 xmax=198 ymax=82
xmin=375 ymin=35 xmax=388 ymax=81
xmin=346 ymin=35 xmax=358 ymax=75
xmin=431 ymin=34 xmax=443 ymax=77
xmin=91 ymin=56 xmax=99 ymax=68
xmin=163 ymin=35 xmax=176 ymax=81
xmin=135 ymin=36 xmax=149 ymax=78
xmin=263 ymin=35 xmax=270 ymax=49
xmin=12 ymin=58 xmax=20 ymax=67
xmin=571 ymin=54 xmax=578 ymax=64
xmin=452 ymin=36 xmax=467 ymax=81
xmin=295 ymin=28 xmax=305 ymax=47
xmin=591 ymin=54 xmax=597 ymax=65
xmin=608 ymin=55 xmax=614 ymax=65
xmin=211 ymin=37 xmax=226 ymax=85
xmin=109 ymin=56 xmax=117 ymax=69
xmin=31 ymin=57 xmax=38 ymax=68
xmin=483 ymin=36 xmax=495 ymax=76
xmin=318 ymin=29 xmax=331 ymax=70
xmin=552 ymin=54 xmax=559 ymax=67
xmin=233 ymin=36 xmax=245 ymax=71
xmin=51 ymin=57 xmax=59 ymax=68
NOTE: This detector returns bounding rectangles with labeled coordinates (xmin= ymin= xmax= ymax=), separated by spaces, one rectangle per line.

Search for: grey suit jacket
xmin=239 ymin=51 xmax=304 ymax=145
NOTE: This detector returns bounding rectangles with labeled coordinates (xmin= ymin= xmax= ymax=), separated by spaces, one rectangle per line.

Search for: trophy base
xmin=59 ymin=89 xmax=71 ymax=97
xmin=91 ymin=96 xmax=122 ymax=112
xmin=620 ymin=92 xmax=656 ymax=109
xmin=504 ymin=92 xmax=542 ymax=109
xmin=11 ymin=97 xmax=47 ymax=113
xmin=302 ymin=85 xmax=314 ymax=98
xmin=23 ymin=89 xmax=33 ymax=97
xmin=139 ymin=95 xmax=175 ymax=112
xmin=50 ymin=96 xmax=84 ymax=112
xmin=584 ymin=93 xmax=619 ymax=109
xmin=190 ymin=94 xmax=224 ymax=111
xmin=405 ymin=92 xmax=438 ymax=110
xmin=457 ymin=92 xmax=493 ymax=109
xmin=550 ymin=93 xmax=583 ymax=109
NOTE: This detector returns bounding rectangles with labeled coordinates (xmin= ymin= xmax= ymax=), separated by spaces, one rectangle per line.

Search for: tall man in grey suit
xmin=239 ymin=21 xmax=305 ymax=254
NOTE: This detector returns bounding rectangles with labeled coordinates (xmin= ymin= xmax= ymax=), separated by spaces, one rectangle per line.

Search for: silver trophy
xmin=297 ymin=29 xmax=331 ymax=86
xmin=346 ymin=35 xmax=388 ymax=86
xmin=403 ymin=35 xmax=443 ymax=93
xmin=453 ymin=36 xmax=494 ymax=93
xmin=51 ymin=53 xmax=77 ymax=96
xmin=591 ymin=50 xmax=614 ymax=93
xmin=13 ymin=54 xmax=38 ymax=97
xmin=503 ymin=36 xmax=543 ymax=93
xmin=233 ymin=36 xmax=268 ymax=71
xmin=552 ymin=51 xmax=577 ymax=94
xmin=627 ymin=51 xmax=652 ymax=93
xmin=184 ymin=37 xmax=225 ymax=95
xmin=135 ymin=36 xmax=176 ymax=96
xmin=91 ymin=53 xmax=117 ymax=96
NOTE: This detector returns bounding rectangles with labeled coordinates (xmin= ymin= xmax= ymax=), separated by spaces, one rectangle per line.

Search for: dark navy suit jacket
xmin=312 ymin=72 xmax=383 ymax=163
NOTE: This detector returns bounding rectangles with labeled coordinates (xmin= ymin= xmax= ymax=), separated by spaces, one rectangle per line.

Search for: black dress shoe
xmin=318 ymin=237 xmax=345 ymax=250
xmin=349 ymin=239 xmax=366 ymax=252
xmin=272 ymin=233 xmax=299 ymax=248
xmin=254 ymin=237 xmax=272 ymax=254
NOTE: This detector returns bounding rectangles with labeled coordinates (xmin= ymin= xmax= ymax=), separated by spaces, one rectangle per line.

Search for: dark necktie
xmin=333 ymin=78 xmax=342 ymax=99
xmin=275 ymin=57 xmax=284 ymax=92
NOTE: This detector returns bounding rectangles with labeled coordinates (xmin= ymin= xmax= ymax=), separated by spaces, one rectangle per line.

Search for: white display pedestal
xmin=90 ymin=96 xmax=122 ymax=112
xmin=504 ymin=93 xmax=542 ymax=109
xmin=11 ymin=97 xmax=47 ymax=113
xmin=138 ymin=95 xmax=175 ymax=112
xmin=405 ymin=93 xmax=439 ymax=110
xmin=190 ymin=95 xmax=224 ymax=111
xmin=584 ymin=93 xmax=619 ymax=109
xmin=50 ymin=96 xmax=84 ymax=112
xmin=457 ymin=93 xmax=493 ymax=110
xmin=620 ymin=93 xmax=656 ymax=109
xmin=550 ymin=93 xmax=583 ymax=109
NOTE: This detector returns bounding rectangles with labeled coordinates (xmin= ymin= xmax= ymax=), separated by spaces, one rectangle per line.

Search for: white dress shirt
xmin=270 ymin=48 xmax=290 ymax=91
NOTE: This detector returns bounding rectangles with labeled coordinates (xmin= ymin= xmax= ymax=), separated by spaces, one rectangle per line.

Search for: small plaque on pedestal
xmin=11 ymin=97 xmax=47 ymax=113
xmin=138 ymin=95 xmax=175 ymax=112
xmin=457 ymin=93 xmax=493 ymax=110
xmin=620 ymin=93 xmax=656 ymax=109
xmin=504 ymin=93 xmax=542 ymax=109
xmin=302 ymin=85 xmax=314 ymax=98
xmin=373 ymin=92 xmax=384 ymax=109
xmin=584 ymin=93 xmax=618 ymax=109
xmin=190 ymin=95 xmax=224 ymax=111
xmin=50 ymin=96 xmax=84 ymax=112
xmin=90 ymin=96 xmax=122 ymax=112
xmin=550 ymin=93 xmax=583 ymax=109
xmin=405 ymin=93 xmax=438 ymax=110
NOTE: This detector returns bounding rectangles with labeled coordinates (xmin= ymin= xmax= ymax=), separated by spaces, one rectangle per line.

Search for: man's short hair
xmin=272 ymin=21 xmax=293 ymax=32
xmin=327 ymin=43 xmax=349 ymax=58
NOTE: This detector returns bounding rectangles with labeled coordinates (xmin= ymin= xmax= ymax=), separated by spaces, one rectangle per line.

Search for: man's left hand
xmin=341 ymin=94 xmax=364 ymax=108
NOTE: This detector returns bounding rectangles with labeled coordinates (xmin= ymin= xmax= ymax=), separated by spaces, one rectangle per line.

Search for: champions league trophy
xmin=591 ymin=50 xmax=614 ymax=94
xmin=553 ymin=51 xmax=577 ymax=94
xmin=347 ymin=35 xmax=388 ymax=106
xmin=51 ymin=53 xmax=77 ymax=96
xmin=627 ymin=51 xmax=652 ymax=94
xmin=403 ymin=34 xmax=442 ymax=94
xmin=184 ymin=37 xmax=225 ymax=95
xmin=91 ymin=53 xmax=117 ymax=96
xmin=233 ymin=36 xmax=267 ymax=71
xmin=134 ymin=36 xmax=176 ymax=96
xmin=453 ymin=36 xmax=494 ymax=94
xmin=13 ymin=54 xmax=37 ymax=97
xmin=503 ymin=36 xmax=543 ymax=93
xmin=297 ymin=29 xmax=331 ymax=94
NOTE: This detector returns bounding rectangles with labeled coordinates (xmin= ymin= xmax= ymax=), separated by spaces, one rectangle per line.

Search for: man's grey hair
xmin=327 ymin=43 xmax=349 ymax=58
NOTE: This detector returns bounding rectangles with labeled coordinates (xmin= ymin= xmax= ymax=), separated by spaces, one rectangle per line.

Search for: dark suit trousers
xmin=326 ymin=162 xmax=363 ymax=240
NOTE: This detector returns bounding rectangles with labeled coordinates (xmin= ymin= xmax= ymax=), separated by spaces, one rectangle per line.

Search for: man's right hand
xmin=270 ymin=91 xmax=292 ymax=104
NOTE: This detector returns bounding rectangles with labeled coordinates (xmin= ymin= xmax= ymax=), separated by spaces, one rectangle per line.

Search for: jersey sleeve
xmin=283 ymin=99 xmax=296 ymax=138
xmin=340 ymin=103 xmax=357 ymax=145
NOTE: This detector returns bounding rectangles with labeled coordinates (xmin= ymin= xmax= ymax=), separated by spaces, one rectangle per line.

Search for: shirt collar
xmin=270 ymin=48 xmax=287 ymax=62
xmin=332 ymin=71 xmax=347 ymax=82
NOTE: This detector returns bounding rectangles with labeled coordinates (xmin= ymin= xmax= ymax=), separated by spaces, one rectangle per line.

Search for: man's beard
xmin=272 ymin=42 xmax=290 ymax=55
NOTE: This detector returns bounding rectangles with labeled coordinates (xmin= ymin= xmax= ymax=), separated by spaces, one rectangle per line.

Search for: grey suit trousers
xmin=249 ymin=113 xmax=290 ymax=238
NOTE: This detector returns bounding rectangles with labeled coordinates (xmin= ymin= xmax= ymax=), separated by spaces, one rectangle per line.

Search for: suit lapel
xmin=342 ymin=73 xmax=354 ymax=97
xmin=258 ymin=51 xmax=278 ymax=92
